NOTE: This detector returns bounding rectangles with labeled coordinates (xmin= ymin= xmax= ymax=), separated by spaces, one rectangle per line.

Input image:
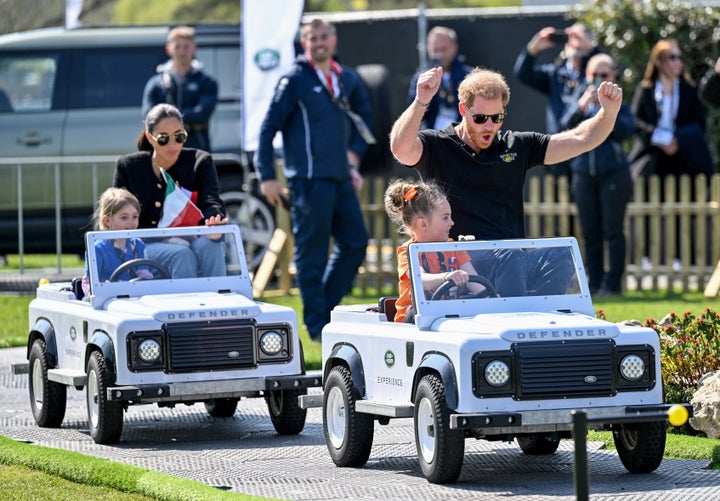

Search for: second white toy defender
xmin=305 ymin=237 xmax=668 ymax=484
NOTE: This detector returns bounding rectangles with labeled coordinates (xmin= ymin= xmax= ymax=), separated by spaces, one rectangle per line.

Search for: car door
xmin=0 ymin=50 xmax=66 ymax=158
xmin=368 ymin=328 xmax=412 ymax=405
xmin=0 ymin=50 xmax=68 ymax=214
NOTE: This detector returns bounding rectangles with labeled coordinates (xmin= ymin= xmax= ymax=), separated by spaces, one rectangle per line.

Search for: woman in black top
xmin=114 ymin=103 xmax=227 ymax=278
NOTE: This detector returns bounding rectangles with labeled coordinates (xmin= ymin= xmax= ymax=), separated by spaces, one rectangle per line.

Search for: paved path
xmin=1 ymin=346 xmax=719 ymax=500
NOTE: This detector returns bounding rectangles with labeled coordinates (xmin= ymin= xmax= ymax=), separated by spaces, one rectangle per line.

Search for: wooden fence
xmin=271 ymin=173 xmax=720 ymax=296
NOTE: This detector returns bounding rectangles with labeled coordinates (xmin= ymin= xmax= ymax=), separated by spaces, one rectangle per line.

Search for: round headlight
xmin=260 ymin=331 xmax=284 ymax=356
xmin=620 ymin=354 xmax=645 ymax=381
xmin=138 ymin=339 xmax=161 ymax=363
xmin=484 ymin=360 xmax=510 ymax=387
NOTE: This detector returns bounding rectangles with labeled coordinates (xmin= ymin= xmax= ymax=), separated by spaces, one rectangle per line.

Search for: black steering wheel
xmin=430 ymin=274 xmax=497 ymax=300
xmin=108 ymin=258 xmax=171 ymax=282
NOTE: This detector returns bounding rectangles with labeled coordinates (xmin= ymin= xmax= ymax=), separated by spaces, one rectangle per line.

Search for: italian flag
xmin=158 ymin=168 xmax=204 ymax=228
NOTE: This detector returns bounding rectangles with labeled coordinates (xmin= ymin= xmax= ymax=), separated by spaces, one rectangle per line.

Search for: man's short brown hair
xmin=301 ymin=18 xmax=336 ymax=38
xmin=458 ymin=68 xmax=511 ymax=108
xmin=167 ymin=25 xmax=195 ymax=45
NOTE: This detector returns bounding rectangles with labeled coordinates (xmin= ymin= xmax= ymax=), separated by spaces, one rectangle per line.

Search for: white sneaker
xmin=641 ymin=257 xmax=652 ymax=270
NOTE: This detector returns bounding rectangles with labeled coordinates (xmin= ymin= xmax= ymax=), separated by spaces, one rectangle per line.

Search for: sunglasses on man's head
xmin=150 ymin=130 xmax=188 ymax=146
xmin=471 ymin=113 xmax=506 ymax=124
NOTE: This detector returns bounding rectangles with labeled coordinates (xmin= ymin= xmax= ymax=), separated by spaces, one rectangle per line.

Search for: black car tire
xmin=28 ymin=338 xmax=66 ymax=428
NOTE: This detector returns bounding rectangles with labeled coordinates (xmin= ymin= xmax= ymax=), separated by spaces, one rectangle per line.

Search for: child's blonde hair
xmin=93 ymin=187 xmax=141 ymax=230
xmin=384 ymin=179 xmax=447 ymax=237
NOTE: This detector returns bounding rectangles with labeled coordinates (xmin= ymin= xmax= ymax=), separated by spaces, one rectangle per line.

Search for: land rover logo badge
xmin=254 ymin=49 xmax=280 ymax=71
xmin=584 ymin=375 xmax=597 ymax=384
xmin=69 ymin=326 xmax=77 ymax=341
xmin=227 ymin=351 xmax=240 ymax=359
xmin=384 ymin=350 xmax=395 ymax=367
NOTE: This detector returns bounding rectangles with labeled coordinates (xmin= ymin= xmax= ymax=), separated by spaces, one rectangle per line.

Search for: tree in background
xmin=114 ymin=0 xmax=239 ymax=24
xmin=572 ymin=0 xmax=720 ymax=163
xmin=0 ymin=0 xmax=516 ymax=35
xmin=573 ymin=0 xmax=719 ymax=87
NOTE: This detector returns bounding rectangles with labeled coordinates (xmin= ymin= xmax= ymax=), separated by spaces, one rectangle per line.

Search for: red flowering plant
xmin=644 ymin=309 xmax=720 ymax=404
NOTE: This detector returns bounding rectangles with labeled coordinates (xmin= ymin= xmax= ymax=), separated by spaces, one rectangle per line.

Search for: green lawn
xmin=0 ymin=436 xmax=269 ymax=500
xmin=3 ymin=287 xmax=720 ymax=499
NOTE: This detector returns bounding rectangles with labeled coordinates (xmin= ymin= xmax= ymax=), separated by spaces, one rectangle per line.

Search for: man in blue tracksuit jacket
xmin=255 ymin=18 xmax=372 ymax=341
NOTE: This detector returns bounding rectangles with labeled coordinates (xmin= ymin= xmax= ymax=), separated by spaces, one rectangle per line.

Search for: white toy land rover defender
xmin=305 ymin=237 xmax=668 ymax=484
xmin=22 ymin=225 xmax=319 ymax=444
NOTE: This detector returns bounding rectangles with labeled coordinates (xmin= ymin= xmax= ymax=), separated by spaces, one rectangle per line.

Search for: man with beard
xmin=389 ymin=67 xmax=623 ymax=296
xmin=255 ymin=18 xmax=373 ymax=341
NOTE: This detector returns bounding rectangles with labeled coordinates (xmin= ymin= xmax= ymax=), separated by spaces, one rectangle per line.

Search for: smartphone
xmin=548 ymin=31 xmax=569 ymax=44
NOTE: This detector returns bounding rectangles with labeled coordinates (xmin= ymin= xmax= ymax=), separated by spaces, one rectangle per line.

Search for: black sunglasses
xmin=471 ymin=113 xmax=506 ymax=124
xmin=150 ymin=130 xmax=188 ymax=146
xmin=592 ymin=72 xmax=610 ymax=80
xmin=666 ymin=54 xmax=682 ymax=61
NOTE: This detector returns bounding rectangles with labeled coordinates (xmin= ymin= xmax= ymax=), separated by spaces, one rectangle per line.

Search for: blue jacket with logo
xmin=142 ymin=60 xmax=218 ymax=151
xmin=255 ymin=55 xmax=373 ymax=181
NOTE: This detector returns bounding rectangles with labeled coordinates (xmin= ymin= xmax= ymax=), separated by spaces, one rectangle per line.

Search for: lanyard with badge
xmin=311 ymin=59 xmax=376 ymax=145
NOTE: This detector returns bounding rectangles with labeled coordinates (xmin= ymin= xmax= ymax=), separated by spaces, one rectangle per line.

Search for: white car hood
xmin=105 ymin=291 xmax=262 ymax=322
xmin=434 ymin=311 xmax=619 ymax=342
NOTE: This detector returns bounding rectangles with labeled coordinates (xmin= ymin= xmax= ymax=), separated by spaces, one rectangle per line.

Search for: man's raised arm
xmin=544 ymin=81 xmax=623 ymax=166
xmin=390 ymin=67 xmax=443 ymax=166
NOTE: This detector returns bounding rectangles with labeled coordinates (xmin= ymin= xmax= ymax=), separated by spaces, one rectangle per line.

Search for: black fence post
xmin=572 ymin=410 xmax=590 ymax=501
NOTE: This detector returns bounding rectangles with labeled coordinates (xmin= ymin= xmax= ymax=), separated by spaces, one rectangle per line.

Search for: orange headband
xmin=403 ymin=187 xmax=418 ymax=205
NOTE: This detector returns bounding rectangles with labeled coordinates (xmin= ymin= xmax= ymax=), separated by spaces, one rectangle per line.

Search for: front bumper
xmin=450 ymin=404 xmax=686 ymax=433
xmin=106 ymin=373 xmax=322 ymax=403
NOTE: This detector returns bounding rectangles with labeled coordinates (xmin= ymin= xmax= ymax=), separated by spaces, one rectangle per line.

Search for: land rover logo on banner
xmin=254 ymin=49 xmax=280 ymax=71
xmin=384 ymin=350 xmax=395 ymax=367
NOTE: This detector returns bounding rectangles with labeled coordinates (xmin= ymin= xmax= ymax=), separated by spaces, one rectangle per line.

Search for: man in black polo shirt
xmin=390 ymin=67 xmax=623 ymax=296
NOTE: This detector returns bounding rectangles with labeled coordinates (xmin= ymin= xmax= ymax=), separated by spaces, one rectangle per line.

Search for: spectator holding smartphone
xmin=514 ymin=23 xmax=603 ymax=179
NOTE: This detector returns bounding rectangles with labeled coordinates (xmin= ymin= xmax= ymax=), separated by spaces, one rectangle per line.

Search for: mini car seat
xmin=378 ymin=296 xmax=398 ymax=322
xmin=71 ymin=277 xmax=85 ymax=300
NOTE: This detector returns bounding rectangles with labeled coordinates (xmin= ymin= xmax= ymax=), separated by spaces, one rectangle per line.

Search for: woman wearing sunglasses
xmin=113 ymin=103 xmax=228 ymax=278
xmin=628 ymin=39 xmax=712 ymax=182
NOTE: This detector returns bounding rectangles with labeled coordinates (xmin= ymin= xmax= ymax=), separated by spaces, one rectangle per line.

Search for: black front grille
xmin=166 ymin=319 xmax=256 ymax=372
xmin=516 ymin=339 xmax=614 ymax=399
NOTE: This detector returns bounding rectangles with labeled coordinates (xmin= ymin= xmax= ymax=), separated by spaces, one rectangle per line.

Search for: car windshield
xmin=85 ymin=225 xmax=251 ymax=306
xmin=407 ymin=238 xmax=593 ymax=328
xmin=417 ymin=246 xmax=580 ymax=301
